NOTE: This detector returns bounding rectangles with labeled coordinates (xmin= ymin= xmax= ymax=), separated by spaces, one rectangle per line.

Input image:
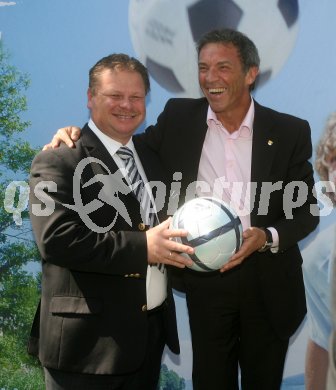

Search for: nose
xmin=205 ymin=68 xmax=219 ymax=83
xmin=119 ymin=98 xmax=132 ymax=109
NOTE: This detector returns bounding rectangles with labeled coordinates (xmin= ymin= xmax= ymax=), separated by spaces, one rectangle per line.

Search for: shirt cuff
xmin=267 ymin=227 xmax=279 ymax=253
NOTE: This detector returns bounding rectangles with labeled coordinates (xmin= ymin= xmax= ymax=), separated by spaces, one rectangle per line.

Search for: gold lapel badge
xmin=267 ymin=140 xmax=273 ymax=146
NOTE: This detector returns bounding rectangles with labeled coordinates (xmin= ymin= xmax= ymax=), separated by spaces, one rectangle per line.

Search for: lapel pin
xmin=268 ymin=140 xmax=273 ymax=146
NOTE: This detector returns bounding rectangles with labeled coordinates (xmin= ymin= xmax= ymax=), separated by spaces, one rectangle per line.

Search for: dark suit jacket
xmin=28 ymin=124 xmax=179 ymax=375
xmin=140 ymin=97 xmax=319 ymax=339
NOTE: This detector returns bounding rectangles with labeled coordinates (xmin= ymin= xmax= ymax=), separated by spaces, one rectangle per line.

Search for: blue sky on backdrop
xmin=1 ymin=0 xmax=336 ymax=381
xmin=1 ymin=0 xmax=336 ymax=150
xmin=0 ymin=0 xmax=172 ymax=147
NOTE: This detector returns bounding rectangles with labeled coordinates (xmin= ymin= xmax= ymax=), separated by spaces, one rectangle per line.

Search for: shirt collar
xmin=206 ymin=98 xmax=255 ymax=138
xmin=88 ymin=118 xmax=135 ymax=156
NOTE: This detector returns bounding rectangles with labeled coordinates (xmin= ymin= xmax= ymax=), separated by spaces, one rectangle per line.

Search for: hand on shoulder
xmin=42 ymin=126 xmax=81 ymax=150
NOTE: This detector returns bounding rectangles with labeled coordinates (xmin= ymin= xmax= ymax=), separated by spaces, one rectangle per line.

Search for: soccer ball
xmin=128 ymin=0 xmax=299 ymax=96
xmin=170 ymin=197 xmax=243 ymax=272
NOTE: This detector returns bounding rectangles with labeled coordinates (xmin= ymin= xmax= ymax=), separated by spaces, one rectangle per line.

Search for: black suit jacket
xmin=28 ymin=125 xmax=179 ymax=375
xmin=140 ymin=97 xmax=319 ymax=339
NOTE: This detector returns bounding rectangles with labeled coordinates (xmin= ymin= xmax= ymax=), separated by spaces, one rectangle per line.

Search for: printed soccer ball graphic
xmin=170 ymin=197 xmax=242 ymax=272
xmin=129 ymin=0 xmax=299 ymax=96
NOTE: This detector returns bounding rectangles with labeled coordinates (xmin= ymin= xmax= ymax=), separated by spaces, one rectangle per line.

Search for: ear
xmin=87 ymin=88 xmax=93 ymax=110
xmin=246 ymin=66 xmax=259 ymax=87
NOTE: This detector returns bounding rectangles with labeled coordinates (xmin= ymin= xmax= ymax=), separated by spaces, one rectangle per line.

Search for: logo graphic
xmin=63 ymin=157 xmax=134 ymax=233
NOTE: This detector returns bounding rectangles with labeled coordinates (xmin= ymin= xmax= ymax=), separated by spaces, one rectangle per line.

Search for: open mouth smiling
xmin=208 ymin=87 xmax=228 ymax=95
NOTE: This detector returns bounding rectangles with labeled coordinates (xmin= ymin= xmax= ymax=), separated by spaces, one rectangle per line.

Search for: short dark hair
xmin=197 ymin=28 xmax=260 ymax=73
xmin=89 ymin=53 xmax=150 ymax=95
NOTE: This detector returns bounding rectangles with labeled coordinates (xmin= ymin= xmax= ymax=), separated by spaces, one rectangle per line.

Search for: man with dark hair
xmin=47 ymin=29 xmax=319 ymax=389
xmin=28 ymin=53 xmax=193 ymax=390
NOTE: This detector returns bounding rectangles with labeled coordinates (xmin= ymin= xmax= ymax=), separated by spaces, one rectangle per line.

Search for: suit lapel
xmin=251 ymin=101 xmax=278 ymax=183
xmin=133 ymin=136 xmax=169 ymax=220
xmin=80 ymin=124 xmax=134 ymax=203
xmin=182 ymin=99 xmax=209 ymax=185
xmin=133 ymin=136 xmax=163 ymax=184
xmin=79 ymin=125 xmax=142 ymax=226
xmin=81 ymin=126 xmax=168 ymax=223
xmin=80 ymin=125 xmax=120 ymax=177
xmin=250 ymin=102 xmax=279 ymax=224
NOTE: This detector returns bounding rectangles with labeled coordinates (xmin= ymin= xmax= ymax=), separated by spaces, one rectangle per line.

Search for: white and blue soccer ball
xmin=129 ymin=0 xmax=299 ymax=96
xmin=170 ymin=197 xmax=243 ymax=272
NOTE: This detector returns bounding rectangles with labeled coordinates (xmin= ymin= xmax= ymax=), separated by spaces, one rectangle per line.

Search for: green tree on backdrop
xmin=0 ymin=42 xmax=188 ymax=390
xmin=158 ymin=364 xmax=186 ymax=390
xmin=0 ymin=42 xmax=44 ymax=389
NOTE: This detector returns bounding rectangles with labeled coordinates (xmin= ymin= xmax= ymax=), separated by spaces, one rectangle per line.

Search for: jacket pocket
xmin=50 ymin=296 xmax=102 ymax=315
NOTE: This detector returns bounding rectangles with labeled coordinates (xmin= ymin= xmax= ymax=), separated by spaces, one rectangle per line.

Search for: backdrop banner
xmin=0 ymin=1 xmax=335 ymax=389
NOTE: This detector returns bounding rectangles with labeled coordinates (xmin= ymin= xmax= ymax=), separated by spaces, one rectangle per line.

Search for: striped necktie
xmin=117 ymin=146 xmax=157 ymax=227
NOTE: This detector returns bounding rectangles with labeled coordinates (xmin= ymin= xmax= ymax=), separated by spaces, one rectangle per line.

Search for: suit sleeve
xmin=138 ymin=99 xmax=176 ymax=152
xmin=29 ymin=149 xmax=149 ymax=276
xmin=272 ymin=121 xmax=319 ymax=251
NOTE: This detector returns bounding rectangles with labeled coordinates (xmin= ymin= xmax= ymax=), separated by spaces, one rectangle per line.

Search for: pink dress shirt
xmin=197 ymin=100 xmax=279 ymax=250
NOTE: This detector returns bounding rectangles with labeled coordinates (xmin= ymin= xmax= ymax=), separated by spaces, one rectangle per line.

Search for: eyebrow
xmin=198 ymin=60 xmax=232 ymax=66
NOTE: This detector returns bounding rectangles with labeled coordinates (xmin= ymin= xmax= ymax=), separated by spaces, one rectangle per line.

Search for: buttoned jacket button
xmin=138 ymin=222 xmax=146 ymax=231
xmin=124 ymin=273 xmax=141 ymax=278
xmin=141 ymin=304 xmax=147 ymax=312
